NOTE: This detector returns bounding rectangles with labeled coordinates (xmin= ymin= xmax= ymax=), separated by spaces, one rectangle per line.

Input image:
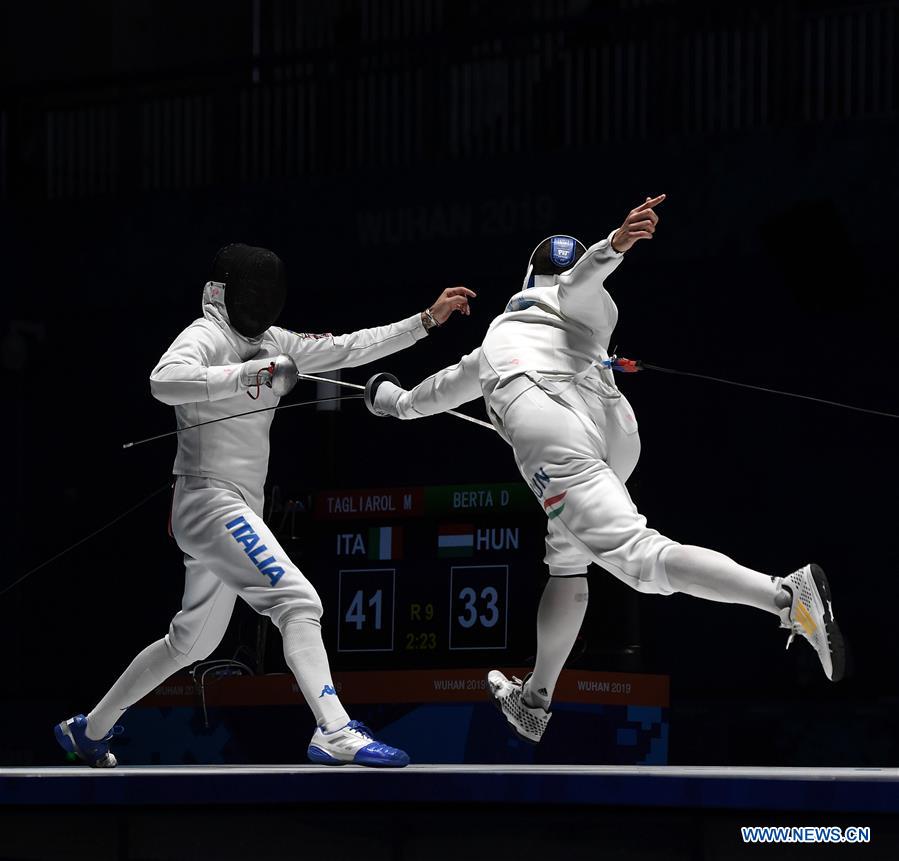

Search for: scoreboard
xmin=298 ymin=483 xmax=546 ymax=670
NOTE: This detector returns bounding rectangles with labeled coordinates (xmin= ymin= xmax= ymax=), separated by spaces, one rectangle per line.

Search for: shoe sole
xmin=307 ymin=744 xmax=410 ymax=768
xmin=809 ymin=563 xmax=846 ymax=682
xmin=353 ymin=749 xmax=410 ymax=767
xmin=486 ymin=675 xmax=541 ymax=746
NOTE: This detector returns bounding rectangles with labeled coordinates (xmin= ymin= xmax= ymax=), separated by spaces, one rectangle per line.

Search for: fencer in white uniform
xmin=365 ymin=196 xmax=845 ymax=744
xmin=55 ymin=243 xmax=475 ymax=767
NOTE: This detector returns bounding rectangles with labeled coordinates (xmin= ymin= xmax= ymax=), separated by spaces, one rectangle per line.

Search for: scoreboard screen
xmin=297 ymin=483 xmax=546 ymax=670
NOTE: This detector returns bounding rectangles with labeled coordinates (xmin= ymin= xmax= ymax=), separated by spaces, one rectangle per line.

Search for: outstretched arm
xmin=558 ymin=194 xmax=665 ymax=338
xmin=271 ymin=287 xmax=476 ymax=374
xmin=371 ymin=347 xmax=483 ymax=420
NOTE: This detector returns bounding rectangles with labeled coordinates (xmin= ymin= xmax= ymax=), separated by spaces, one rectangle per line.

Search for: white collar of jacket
xmin=521 ymin=265 xmax=560 ymax=292
xmin=202 ymin=280 xmax=266 ymax=352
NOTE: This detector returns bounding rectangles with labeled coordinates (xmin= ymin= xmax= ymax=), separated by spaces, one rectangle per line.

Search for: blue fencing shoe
xmin=307 ymin=720 xmax=410 ymax=767
xmin=54 ymin=715 xmax=123 ymax=768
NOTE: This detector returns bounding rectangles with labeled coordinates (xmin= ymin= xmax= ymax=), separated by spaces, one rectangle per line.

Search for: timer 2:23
xmin=405 ymin=632 xmax=437 ymax=650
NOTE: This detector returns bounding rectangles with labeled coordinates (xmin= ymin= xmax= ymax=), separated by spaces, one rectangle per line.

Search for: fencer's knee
xmin=275 ymin=594 xmax=324 ymax=635
xmin=164 ymin=626 xmax=222 ymax=666
xmin=162 ymin=633 xmax=198 ymax=668
xmin=661 ymin=543 xmax=689 ymax=571
xmin=548 ymin=566 xmax=589 ymax=578
xmin=569 ymin=574 xmax=589 ymax=594
xmin=566 ymin=575 xmax=589 ymax=605
xmin=547 ymin=574 xmax=589 ymax=598
xmin=279 ymin=607 xmax=325 ymax=660
xmin=628 ymin=539 xmax=679 ymax=596
xmin=593 ymin=531 xmax=679 ymax=597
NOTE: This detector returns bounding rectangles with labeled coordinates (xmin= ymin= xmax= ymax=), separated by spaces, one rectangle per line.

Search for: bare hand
xmin=611 ymin=194 xmax=666 ymax=253
xmin=429 ymin=286 xmax=477 ymax=324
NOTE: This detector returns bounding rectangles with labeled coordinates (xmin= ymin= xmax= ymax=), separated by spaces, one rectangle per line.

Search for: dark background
xmin=1 ymin=0 xmax=897 ymax=767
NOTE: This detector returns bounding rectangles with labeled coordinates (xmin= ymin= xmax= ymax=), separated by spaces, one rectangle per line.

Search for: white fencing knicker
xmin=493 ymin=376 xmax=678 ymax=591
xmin=167 ymin=475 xmax=324 ymax=661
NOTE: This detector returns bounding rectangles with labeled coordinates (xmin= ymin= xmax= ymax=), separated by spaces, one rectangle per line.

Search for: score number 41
xmin=345 ymin=589 xmax=383 ymax=630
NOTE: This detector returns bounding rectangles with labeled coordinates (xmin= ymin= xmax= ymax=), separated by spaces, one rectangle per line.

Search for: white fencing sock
xmin=282 ymin=617 xmax=350 ymax=732
xmin=663 ymin=544 xmax=790 ymax=616
xmin=524 ymin=576 xmax=589 ymax=711
xmin=87 ymin=637 xmax=188 ymax=740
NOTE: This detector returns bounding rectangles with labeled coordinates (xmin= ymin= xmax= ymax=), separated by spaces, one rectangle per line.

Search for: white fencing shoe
xmin=487 ymin=670 xmax=551 ymax=744
xmin=779 ymin=563 xmax=846 ymax=682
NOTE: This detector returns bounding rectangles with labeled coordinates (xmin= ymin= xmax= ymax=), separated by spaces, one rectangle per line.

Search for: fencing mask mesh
xmin=211 ymin=244 xmax=287 ymax=338
xmin=522 ymin=235 xmax=587 ymax=291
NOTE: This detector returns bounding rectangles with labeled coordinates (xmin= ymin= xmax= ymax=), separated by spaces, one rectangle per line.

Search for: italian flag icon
xmin=543 ymin=491 xmax=567 ymax=519
xmin=368 ymin=526 xmax=403 ymax=561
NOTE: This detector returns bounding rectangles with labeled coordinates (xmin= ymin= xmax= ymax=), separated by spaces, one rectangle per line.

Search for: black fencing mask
xmin=522 ymin=235 xmax=587 ymax=291
xmin=211 ymin=244 xmax=287 ymax=338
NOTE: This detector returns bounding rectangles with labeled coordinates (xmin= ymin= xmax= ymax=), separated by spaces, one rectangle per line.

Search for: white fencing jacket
xmin=151 ymin=281 xmax=428 ymax=512
xmin=389 ymin=234 xmax=625 ymax=437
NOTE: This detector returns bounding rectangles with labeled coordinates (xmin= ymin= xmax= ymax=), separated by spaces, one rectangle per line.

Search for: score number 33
xmin=457 ymin=586 xmax=499 ymax=629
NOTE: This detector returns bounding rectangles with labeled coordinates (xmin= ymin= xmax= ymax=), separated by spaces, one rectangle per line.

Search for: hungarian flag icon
xmin=437 ymin=523 xmax=474 ymax=558
xmin=543 ymin=491 xmax=567 ymax=520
